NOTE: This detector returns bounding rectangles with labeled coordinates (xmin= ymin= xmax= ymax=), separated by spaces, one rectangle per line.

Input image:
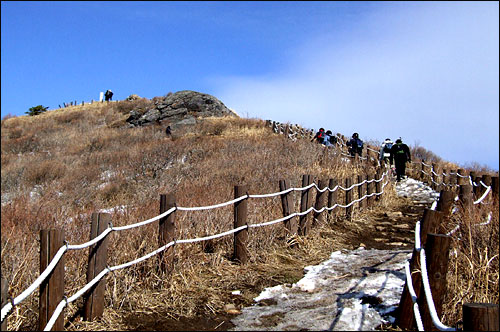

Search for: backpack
xmin=317 ymin=131 xmax=325 ymax=143
xmin=383 ymin=143 xmax=393 ymax=153
xmin=356 ymin=138 xmax=363 ymax=149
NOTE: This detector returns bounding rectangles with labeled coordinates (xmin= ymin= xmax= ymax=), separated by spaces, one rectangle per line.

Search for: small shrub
xmin=26 ymin=105 xmax=49 ymax=116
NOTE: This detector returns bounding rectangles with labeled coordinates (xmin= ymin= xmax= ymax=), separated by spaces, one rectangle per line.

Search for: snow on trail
xmin=230 ymin=248 xmax=411 ymax=331
xmin=230 ymin=177 xmax=439 ymax=331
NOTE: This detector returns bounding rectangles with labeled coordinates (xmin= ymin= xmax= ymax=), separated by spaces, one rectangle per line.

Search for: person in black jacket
xmin=346 ymin=132 xmax=363 ymax=157
xmin=390 ymin=138 xmax=411 ymax=182
xmin=104 ymin=89 xmax=113 ymax=102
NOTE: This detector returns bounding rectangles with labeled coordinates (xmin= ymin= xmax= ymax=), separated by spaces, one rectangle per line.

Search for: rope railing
xmin=1 ymin=170 xmax=389 ymax=325
xmin=41 ymin=174 xmax=390 ymax=331
xmin=415 ymin=162 xmax=495 ymax=197
xmin=402 ymin=190 xmax=496 ymax=331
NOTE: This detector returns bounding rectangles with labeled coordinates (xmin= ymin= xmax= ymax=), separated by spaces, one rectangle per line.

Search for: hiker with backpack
xmin=346 ymin=132 xmax=363 ymax=157
xmin=323 ymin=130 xmax=337 ymax=147
xmin=390 ymin=138 xmax=411 ymax=182
xmin=104 ymin=89 xmax=113 ymax=102
xmin=312 ymin=128 xmax=326 ymax=144
xmin=379 ymin=138 xmax=394 ymax=165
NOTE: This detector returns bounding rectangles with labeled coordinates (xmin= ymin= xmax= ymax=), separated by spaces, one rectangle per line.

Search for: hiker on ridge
xmin=323 ymin=130 xmax=336 ymax=147
xmin=390 ymin=138 xmax=411 ymax=182
xmin=312 ymin=128 xmax=326 ymax=144
xmin=346 ymin=132 xmax=363 ymax=157
xmin=104 ymin=89 xmax=113 ymax=102
xmin=379 ymin=138 xmax=394 ymax=166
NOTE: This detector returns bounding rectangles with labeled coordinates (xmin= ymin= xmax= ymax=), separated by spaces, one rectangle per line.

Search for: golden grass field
xmin=1 ymin=99 xmax=498 ymax=330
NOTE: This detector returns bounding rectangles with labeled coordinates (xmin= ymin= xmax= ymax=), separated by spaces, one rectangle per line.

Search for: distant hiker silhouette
xmin=312 ymin=128 xmax=326 ymax=144
xmin=104 ymin=89 xmax=113 ymax=102
xmin=390 ymin=138 xmax=411 ymax=182
xmin=165 ymin=125 xmax=172 ymax=138
xmin=379 ymin=138 xmax=394 ymax=166
xmin=346 ymin=133 xmax=363 ymax=157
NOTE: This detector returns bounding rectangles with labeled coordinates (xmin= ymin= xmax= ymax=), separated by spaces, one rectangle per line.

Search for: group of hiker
xmin=311 ymin=128 xmax=338 ymax=147
xmin=312 ymin=128 xmax=411 ymax=182
xmin=378 ymin=137 xmax=411 ymax=181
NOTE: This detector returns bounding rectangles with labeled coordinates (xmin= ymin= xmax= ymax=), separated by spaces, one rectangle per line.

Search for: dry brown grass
xmin=1 ymin=101 xmax=498 ymax=331
xmin=439 ymin=200 xmax=499 ymax=327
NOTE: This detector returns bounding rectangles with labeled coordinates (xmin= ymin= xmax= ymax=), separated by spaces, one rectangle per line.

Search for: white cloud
xmin=213 ymin=2 xmax=499 ymax=169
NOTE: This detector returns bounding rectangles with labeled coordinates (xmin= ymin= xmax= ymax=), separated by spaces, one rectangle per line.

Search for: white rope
xmin=112 ymin=206 xmax=176 ymax=231
xmin=404 ymin=260 xmax=425 ymax=331
xmin=177 ymin=195 xmax=249 ymax=211
xmin=415 ymin=221 xmax=421 ymax=250
xmin=419 ymin=249 xmax=456 ymax=331
xmin=479 ymin=212 xmax=492 ymax=226
xmin=473 ymin=185 xmax=491 ymax=205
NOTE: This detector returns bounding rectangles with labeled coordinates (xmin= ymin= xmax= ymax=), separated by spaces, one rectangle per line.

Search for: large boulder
xmin=126 ymin=90 xmax=237 ymax=127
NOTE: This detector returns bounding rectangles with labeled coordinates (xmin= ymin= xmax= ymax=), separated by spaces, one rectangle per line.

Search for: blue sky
xmin=2 ymin=1 xmax=498 ymax=171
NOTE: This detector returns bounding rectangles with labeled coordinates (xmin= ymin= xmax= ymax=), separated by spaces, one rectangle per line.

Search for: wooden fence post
xmin=313 ymin=179 xmax=327 ymax=227
xmin=327 ymin=178 xmax=338 ymax=220
xmin=366 ymin=172 xmax=374 ymax=207
xmin=284 ymin=124 xmax=290 ymax=139
xmin=357 ymin=174 xmax=366 ymax=210
xmin=457 ymin=169 xmax=468 ymax=186
xmin=442 ymin=168 xmax=448 ymax=186
xmin=233 ymin=185 xmax=248 ymax=264
xmin=491 ymin=176 xmax=499 ymax=198
xmin=39 ymin=229 xmax=65 ymax=331
xmin=345 ymin=177 xmax=353 ymax=220
xmin=463 ymin=303 xmax=499 ymax=331
xmin=431 ymin=163 xmax=439 ymax=191
xmin=418 ymin=233 xmax=451 ymax=331
xmin=449 ymin=169 xmax=458 ymax=188
xmin=83 ymin=212 xmax=110 ymax=321
xmin=469 ymin=172 xmax=481 ymax=197
xmin=375 ymin=168 xmax=382 ymax=201
xmin=1 ymin=277 xmax=7 ymax=331
xmin=420 ymin=160 xmax=426 ymax=182
xmin=279 ymin=180 xmax=297 ymax=236
xmin=459 ymin=184 xmax=473 ymax=213
xmin=299 ymin=175 xmax=313 ymax=236
xmin=396 ymin=209 xmax=443 ymax=329
xmin=479 ymin=174 xmax=492 ymax=202
xmin=158 ymin=194 xmax=176 ymax=274
xmin=436 ymin=189 xmax=454 ymax=219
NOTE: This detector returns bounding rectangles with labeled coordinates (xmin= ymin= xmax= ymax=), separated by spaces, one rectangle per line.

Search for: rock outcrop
xmin=126 ymin=90 xmax=237 ymax=127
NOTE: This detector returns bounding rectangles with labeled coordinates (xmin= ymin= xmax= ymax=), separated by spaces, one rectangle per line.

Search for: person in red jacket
xmin=311 ymin=128 xmax=326 ymax=144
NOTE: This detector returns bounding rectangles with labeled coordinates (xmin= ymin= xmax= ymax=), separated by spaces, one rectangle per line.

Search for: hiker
xmin=379 ymin=138 xmax=394 ymax=166
xmin=390 ymin=138 xmax=411 ymax=182
xmin=346 ymin=132 xmax=363 ymax=157
xmin=104 ymin=89 xmax=113 ymax=102
xmin=323 ymin=130 xmax=333 ymax=147
xmin=165 ymin=125 xmax=172 ymax=138
xmin=311 ymin=128 xmax=326 ymax=144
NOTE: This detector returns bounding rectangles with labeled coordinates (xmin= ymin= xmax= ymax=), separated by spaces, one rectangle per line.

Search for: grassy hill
xmin=1 ymin=98 xmax=498 ymax=330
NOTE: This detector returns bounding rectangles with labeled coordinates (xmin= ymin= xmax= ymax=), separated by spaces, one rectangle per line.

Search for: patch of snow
xmin=231 ymin=248 xmax=411 ymax=331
